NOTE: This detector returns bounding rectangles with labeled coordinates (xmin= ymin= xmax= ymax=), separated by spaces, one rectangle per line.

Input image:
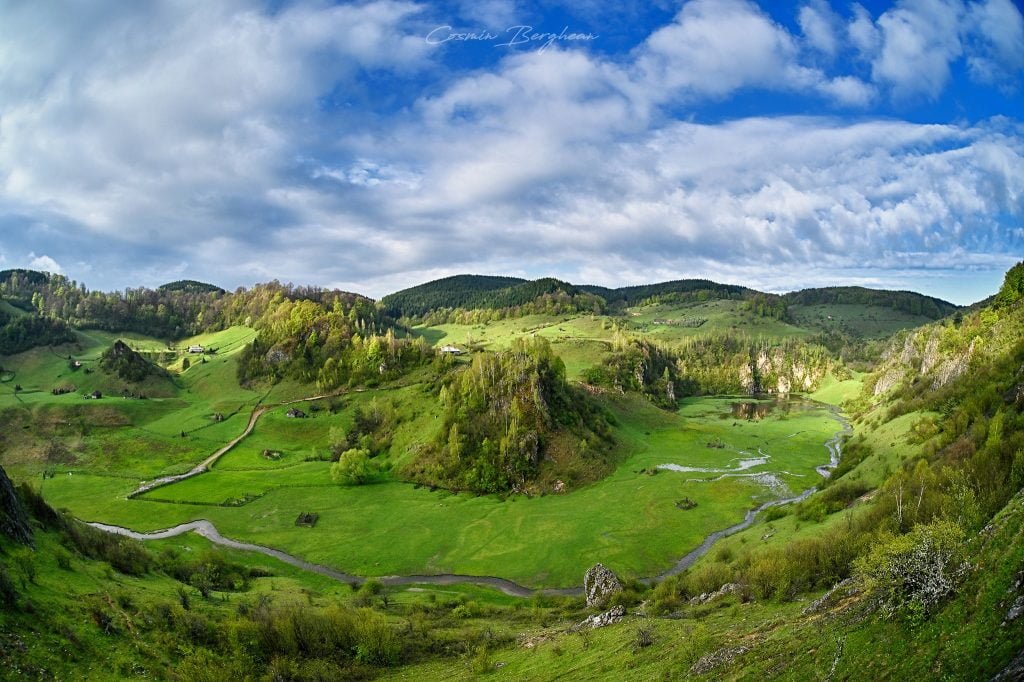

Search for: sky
xmin=0 ymin=0 xmax=1022 ymax=305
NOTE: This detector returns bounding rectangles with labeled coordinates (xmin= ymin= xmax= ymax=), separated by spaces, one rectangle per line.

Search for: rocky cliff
xmin=0 ymin=465 xmax=32 ymax=546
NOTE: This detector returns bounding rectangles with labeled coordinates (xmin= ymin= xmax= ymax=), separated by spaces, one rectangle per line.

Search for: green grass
xmin=38 ymin=394 xmax=844 ymax=588
xmin=808 ymin=373 xmax=865 ymax=405
xmin=841 ymin=409 xmax=934 ymax=488
xmin=788 ymin=303 xmax=937 ymax=338
xmin=624 ymin=299 xmax=810 ymax=341
xmin=382 ymin=490 xmax=1024 ymax=681
xmin=414 ymin=314 xmax=614 ymax=350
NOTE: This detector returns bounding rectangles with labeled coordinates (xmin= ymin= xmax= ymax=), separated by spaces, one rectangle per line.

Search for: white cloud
xmin=455 ymin=0 xmax=517 ymax=28
xmin=847 ymin=0 xmax=1024 ymax=101
xmin=27 ymin=253 xmax=63 ymax=274
xmin=637 ymin=0 xmax=815 ymax=99
xmin=799 ymin=1 xmax=842 ymax=57
xmin=965 ymin=0 xmax=1024 ymax=85
xmin=871 ymin=0 xmax=964 ymax=101
xmin=816 ymin=76 xmax=876 ymax=107
xmin=848 ymin=3 xmax=881 ymax=59
xmin=0 ymin=0 xmax=433 ymax=240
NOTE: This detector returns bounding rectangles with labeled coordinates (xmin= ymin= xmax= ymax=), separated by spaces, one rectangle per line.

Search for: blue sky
xmin=0 ymin=0 xmax=1022 ymax=304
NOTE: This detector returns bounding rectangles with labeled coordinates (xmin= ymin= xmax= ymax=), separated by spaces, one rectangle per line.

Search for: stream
xmin=88 ymin=402 xmax=851 ymax=597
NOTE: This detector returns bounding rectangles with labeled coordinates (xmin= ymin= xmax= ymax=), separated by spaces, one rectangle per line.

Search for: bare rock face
xmin=899 ymin=332 xmax=919 ymax=365
xmin=0 ymin=465 xmax=33 ymax=547
xmin=738 ymin=364 xmax=758 ymax=395
xmin=265 ymin=346 xmax=291 ymax=364
xmin=873 ymin=368 xmax=904 ymax=396
xmin=932 ymin=338 xmax=976 ymax=389
xmin=584 ymin=563 xmax=623 ymax=607
xmin=919 ymin=331 xmax=942 ymax=375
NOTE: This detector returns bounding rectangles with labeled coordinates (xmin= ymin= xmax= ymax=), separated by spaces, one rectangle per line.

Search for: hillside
xmin=580 ymin=278 xmax=752 ymax=305
xmin=403 ymin=337 xmax=617 ymax=494
xmin=380 ymin=274 xmax=527 ymax=317
xmin=157 ymin=279 xmax=226 ymax=294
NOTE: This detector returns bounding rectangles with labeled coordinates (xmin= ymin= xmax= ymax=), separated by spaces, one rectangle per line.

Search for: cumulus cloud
xmin=848 ymin=0 xmax=1024 ymax=101
xmin=0 ymin=0 xmax=432 ymax=240
xmin=636 ymin=0 xmax=818 ymax=99
xmin=27 ymin=253 xmax=64 ymax=274
xmin=871 ymin=0 xmax=964 ymax=101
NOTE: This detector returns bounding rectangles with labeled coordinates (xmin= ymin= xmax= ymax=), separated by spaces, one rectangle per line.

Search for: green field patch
xmin=840 ymin=409 xmax=934 ymax=488
xmin=809 ymin=373 xmax=865 ymax=405
xmin=788 ymin=303 xmax=936 ymax=338
xmin=414 ymin=314 xmax=614 ymax=352
xmin=140 ymin=462 xmax=333 ymax=505
xmin=625 ymin=299 xmax=811 ymax=340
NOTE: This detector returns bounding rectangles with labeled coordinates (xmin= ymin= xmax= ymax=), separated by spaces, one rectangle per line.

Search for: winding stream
xmin=88 ymin=400 xmax=851 ymax=597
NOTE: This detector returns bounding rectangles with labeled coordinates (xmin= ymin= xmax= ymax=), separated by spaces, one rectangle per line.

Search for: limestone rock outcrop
xmin=575 ymin=604 xmax=625 ymax=629
xmin=584 ymin=563 xmax=623 ymax=607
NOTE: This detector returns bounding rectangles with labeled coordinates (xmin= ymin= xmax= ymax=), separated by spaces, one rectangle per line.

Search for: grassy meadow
xmin=38 ymin=392 xmax=843 ymax=588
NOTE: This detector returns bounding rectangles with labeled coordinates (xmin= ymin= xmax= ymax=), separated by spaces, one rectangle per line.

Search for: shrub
xmin=354 ymin=609 xmax=401 ymax=666
xmin=683 ymin=562 xmax=734 ymax=598
xmin=746 ymin=551 xmax=788 ymax=600
xmin=331 ymin=448 xmax=374 ymax=485
xmin=854 ymin=520 xmax=967 ymax=621
xmin=634 ymin=626 xmax=654 ymax=650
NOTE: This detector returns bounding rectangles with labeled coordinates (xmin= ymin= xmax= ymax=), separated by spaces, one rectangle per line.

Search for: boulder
xmin=584 ymin=563 xmax=623 ymax=607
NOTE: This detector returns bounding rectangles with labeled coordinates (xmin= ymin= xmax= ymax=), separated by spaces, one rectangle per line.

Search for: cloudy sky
xmin=0 ymin=0 xmax=1022 ymax=304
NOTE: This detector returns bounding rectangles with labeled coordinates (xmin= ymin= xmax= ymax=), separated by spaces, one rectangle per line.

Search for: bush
xmin=354 ymin=609 xmax=401 ymax=666
xmin=854 ymin=520 xmax=967 ymax=621
xmin=634 ymin=626 xmax=654 ymax=650
xmin=331 ymin=448 xmax=374 ymax=485
xmin=683 ymin=562 xmax=734 ymax=598
xmin=746 ymin=551 xmax=788 ymax=600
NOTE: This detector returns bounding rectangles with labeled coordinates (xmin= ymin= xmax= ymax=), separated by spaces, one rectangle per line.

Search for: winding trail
xmin=91 ymin=398 xmax=851 ymax=597
xmin=129 ymin=393 xmax=342 ymax=497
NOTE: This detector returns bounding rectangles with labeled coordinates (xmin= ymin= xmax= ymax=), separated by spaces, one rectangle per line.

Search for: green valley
xmin=2 ymin=264 xmax=1023 ymax=680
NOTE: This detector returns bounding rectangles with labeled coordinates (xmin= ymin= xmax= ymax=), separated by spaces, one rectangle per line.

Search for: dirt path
xmin=129 ymin=392 xmax=342 ymax=497
xmin=88 ymin=519 xmax=579 ymax=598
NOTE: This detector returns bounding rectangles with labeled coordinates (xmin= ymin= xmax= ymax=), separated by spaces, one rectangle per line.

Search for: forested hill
xmin=783 ymin=286 xmax=958 ymax=319
xmin=156 ymin=279 xmax=225 ymax=294
xmin=0 ymin=271 xmax=386 ymax=342
xmin=381 ymin=275 xmax=607 ymax=320
xmin=383 ymin=275 xmax=756 ymax=319
xmin=380 ymin=275 xmax=532 ymax=317
xmin=579 ymin=279 xmax=752 ymax=305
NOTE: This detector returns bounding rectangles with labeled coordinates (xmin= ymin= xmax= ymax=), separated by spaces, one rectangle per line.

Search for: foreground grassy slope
xmin=385 ymin=486 xmax=1024 ymax=681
